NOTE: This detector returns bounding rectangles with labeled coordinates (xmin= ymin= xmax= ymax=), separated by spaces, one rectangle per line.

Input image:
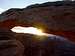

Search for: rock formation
xmin=0 ymin=28 xmax=24 ymax=56
xmin=0 ymin=1 xmax=75 ymax=42
xmin=0 ymin=1 xmax=75 ymax=56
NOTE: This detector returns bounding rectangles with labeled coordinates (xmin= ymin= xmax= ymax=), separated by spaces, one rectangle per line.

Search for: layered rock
xmin=0 ymin=1 xmax=75 ymax=56
xmin=0 ymin=28 xmax=24 ymax=56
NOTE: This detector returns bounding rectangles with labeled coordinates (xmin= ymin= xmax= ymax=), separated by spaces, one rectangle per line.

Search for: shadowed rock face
xmin=27 ymin=35 xmax=75 ymax=56
xmin=0 ymin=40 xmax=24 ymax=56
xmin=14 ymin=33 xmax=75 ymax=56
xmin=0 ymin=29 xmax=24 ymax=56
xmin=0 ymin=1 xmax=75 ymax=42
xmin=0 ymin=28 xmax=75 ymax=56
xmin=0 ymin=1 xmax=75 ymax=56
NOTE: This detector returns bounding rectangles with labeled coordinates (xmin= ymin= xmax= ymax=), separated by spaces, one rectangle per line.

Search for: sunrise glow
xmin=11 ymin=26 xmax=49 ymax=36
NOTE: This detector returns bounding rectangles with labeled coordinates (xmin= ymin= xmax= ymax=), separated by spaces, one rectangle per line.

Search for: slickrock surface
xmin=0 ymin=29 xmax=24 ymax=56
xmin=0 ymin=1 xmax=75 ymax=42
xmin=0 ymin=1 xmax=75 ymax=56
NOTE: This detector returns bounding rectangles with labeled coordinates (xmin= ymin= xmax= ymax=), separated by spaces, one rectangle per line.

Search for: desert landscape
xmin=0 ymin=1 xmax=75 ymax=56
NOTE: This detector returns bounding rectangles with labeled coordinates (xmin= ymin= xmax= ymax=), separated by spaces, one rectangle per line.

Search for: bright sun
xmin=11 ymin=26 xmax=64 ymax=41
xmin=11 ymin=26 xmax=47 ymax=36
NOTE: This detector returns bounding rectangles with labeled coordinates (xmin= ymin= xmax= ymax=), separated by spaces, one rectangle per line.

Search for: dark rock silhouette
xmin=0 ymin=1 xmax=75 ymax=42
xmin=0 ymin=28 xmax=75 ymax=56
xmin=15 ymin=33 xmax=75 ymax=56
xmin=0 ymin=40 xmax=24 ymax=56
xmin=0 ymin=1 xmax=75 ymax=56
xmin=26 ymin=1 xmax=75 ymax=9
xmin=0 ymin=28 xmax=24 ymax=56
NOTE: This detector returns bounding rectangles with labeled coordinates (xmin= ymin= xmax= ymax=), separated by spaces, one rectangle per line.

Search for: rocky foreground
xmin=0 ymin=28 xmax=75 ymax=56
xmin=0 ymin=1 xmax=75 ymax=56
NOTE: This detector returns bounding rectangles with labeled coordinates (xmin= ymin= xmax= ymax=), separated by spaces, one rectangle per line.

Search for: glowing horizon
xmin=11 ymin=26 xmax=54 ymax=36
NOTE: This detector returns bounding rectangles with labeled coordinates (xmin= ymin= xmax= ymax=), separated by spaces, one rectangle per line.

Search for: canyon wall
xmin=0 ymin=1 xmax=75 ymax=42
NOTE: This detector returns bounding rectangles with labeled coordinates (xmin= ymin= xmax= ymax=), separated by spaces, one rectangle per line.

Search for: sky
xmin=0 ymin=0 xmax=61 ymax=14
